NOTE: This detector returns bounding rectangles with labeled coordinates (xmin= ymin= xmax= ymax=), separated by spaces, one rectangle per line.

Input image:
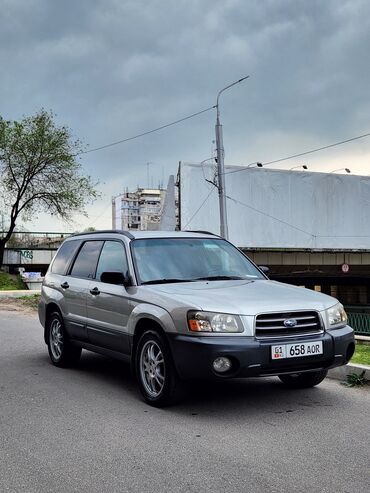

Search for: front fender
xmin=127 ymin=303 xmax=177 ymax=336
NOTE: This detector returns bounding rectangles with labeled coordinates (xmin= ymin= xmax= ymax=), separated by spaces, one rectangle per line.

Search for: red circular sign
xmin=341 ymin=263 xmax=350 ymax=273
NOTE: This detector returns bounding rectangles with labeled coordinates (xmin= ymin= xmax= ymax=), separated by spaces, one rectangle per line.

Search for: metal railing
xmin=346 ymin=311 xmax=370 ymax=336
xmin=0 ymin=231 xmax=72 ymax=249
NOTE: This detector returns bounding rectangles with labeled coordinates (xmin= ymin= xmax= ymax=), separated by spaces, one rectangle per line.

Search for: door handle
xmin=90 ymin=287 xmax=100 ymax=296
xmin=61 ymin=282 xmax=69 ymax=289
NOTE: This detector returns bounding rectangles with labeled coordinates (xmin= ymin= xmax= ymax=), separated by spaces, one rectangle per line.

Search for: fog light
xmin=213 ymin=357 xmax=232 ymax=373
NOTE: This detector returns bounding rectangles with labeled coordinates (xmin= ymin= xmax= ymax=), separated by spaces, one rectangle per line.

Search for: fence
xmin=0 ymin=231 xmax=71 ymax=249
xmin=346 ymin=307 xmax=370 ymax=336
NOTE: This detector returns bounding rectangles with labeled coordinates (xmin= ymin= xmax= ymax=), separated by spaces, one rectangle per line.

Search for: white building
xmin=112 ymin=188 xmax=166 ymax=231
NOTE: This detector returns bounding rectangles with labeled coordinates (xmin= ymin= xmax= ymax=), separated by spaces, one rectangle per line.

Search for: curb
xmin=356 ymin=335 xmax=370 ymax=346
xmin=328 ymin=362 xmax=370 ymax=381
xmin=0 ymin=290 xmax=40 ymax=298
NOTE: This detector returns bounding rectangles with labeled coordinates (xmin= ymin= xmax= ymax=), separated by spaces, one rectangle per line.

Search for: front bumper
xmin=167 ymin=325 xmax=355 ymax=380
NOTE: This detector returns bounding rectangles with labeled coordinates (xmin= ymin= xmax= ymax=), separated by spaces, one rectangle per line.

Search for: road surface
xmin=0 ymin=309 xmax=369 ymax=492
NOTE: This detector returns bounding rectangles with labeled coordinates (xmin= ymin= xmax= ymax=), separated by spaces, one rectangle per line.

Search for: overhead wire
xmin=226 ymin=195 xmax=370 ymax=239
xmin=79 ymin=105 xmax=216 ymax=155
xmin=223 ymin=131 xmax=370 ymax=175
xmin=72 ymin=97 xmax=370 ymax=233
xmin=186 ymin=129 xmax=370 ymax=230
xmin=189 ymin=189 xmax=368 ymax=239
xmin=183 ymin=188 xmax=215 ymax=229
xmin=225 ymin=195 xmax=315 ymax=237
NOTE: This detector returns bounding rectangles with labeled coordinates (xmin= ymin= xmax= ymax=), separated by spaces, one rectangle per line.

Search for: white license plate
xmin=271 ymin=341 xmax=323 ymax=360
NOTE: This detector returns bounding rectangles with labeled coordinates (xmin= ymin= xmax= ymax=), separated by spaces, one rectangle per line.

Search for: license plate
xmin=271 ymin=341 xmax=323 ymax=360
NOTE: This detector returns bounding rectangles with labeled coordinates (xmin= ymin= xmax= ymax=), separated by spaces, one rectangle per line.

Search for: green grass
xmin=0 ymin=271 xmax=26 ymax=290
xmin=18 ymin=294 xmax=40 ymax=310
xmin=351 ymin=343 xmax=370 ymax=366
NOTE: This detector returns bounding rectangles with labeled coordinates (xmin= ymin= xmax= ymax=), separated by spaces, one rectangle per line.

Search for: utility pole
xmin=215 ymin=109 xmax=228 ymax=239
xmin=215 ymin=76 xmax=250 ymax=239
xmin=146 ymin=162 xmax=150 ymax=188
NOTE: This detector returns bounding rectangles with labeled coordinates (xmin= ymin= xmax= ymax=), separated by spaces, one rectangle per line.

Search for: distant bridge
xmin=3 ymin=248 xmax=57 ymax=274
xmin=1 ymin=232 xmax=71 ymax=274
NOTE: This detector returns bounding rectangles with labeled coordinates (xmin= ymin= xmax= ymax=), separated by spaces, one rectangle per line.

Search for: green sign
xmin=20 ymin=250 xmax=34 ymax=260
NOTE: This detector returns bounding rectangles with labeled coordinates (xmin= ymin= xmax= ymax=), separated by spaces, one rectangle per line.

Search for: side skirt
xmin=70 ymin=340 xmax=131 ymax=363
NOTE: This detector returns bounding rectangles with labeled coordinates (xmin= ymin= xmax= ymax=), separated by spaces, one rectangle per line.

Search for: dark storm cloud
xmin=1 ymin=0 xmax=370 ymax=228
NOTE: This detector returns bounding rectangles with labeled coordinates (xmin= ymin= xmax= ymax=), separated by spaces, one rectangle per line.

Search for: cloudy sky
xmin=1 ymin=0 xmax=370 ymax=231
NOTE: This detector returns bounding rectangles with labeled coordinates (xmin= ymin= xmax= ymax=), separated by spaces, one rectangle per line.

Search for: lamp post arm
xmin=216 ymin=76 xmax=250 ymax=119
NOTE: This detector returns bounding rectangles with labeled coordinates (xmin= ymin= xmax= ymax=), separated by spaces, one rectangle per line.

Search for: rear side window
xmin=70 ymin=241 xmax=103 ymax=279
xmin=95 ymin=241 xmax=129 ymax=281
xmin=51 ymin=240 xmax=81 ymax=275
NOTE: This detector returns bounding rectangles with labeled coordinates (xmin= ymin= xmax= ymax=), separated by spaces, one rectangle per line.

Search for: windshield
xmin=132 ymin=238 xmax=265 ymax=285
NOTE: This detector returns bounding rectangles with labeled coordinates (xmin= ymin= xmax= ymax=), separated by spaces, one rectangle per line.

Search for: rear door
xmin=86 ymin=240 xmax=132 ymax=354
xmin=64 ymin=240 xmax=104 ymax=341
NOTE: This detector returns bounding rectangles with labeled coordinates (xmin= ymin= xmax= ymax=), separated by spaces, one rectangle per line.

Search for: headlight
xmin=188 ymin=311 xmax=243 ymax=333
xmin=326 ymin=303 xmax=347 ymax=329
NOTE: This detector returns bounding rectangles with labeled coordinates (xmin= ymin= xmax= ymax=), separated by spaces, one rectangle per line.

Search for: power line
xmin=79 ymin=105 xmax=216 ymax=155
xmin=190 ymin=128 xmax=370 ymax=234
xmin=224 ymin=130 xmax=370 ymax=175
xmin=226 ymin=194 xmax=315 ymax=238
xmin=226 ymin=194 xmax=370 ymax=240
xmin=183 ymin=188 xmax=215 ymax=229
xmin=86 ymin=202 xmax=113 ymax=227
xmin=183 ymin=189 xmax=316 ymax=238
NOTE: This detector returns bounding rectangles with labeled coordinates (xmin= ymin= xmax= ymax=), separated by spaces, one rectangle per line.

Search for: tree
xmin=0 ymin=109 xmax=99 ymax=267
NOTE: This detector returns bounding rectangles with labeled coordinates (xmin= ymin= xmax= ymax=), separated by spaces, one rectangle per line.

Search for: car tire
xmin=47 ymin=311 xmax=81 ymax=367
xmin=278 ymin=369 xmax=328 ymax=388
xmin=135 ymin=330 xmax=184 ymax=407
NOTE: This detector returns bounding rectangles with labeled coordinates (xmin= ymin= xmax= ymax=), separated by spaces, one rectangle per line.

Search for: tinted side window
xmin=70 ymin=241 xmax=103 ymax=279
xmin=51 ymin=240 xmax=81 ymax=275
xmin=95 ymin=241 xmax=128 ymax=281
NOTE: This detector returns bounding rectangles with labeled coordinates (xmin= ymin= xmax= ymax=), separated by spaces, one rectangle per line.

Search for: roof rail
xmin=185 ymin=230 xmax=220 ymax=237
xmin=71 ymin=229 xmax=134 ymax=239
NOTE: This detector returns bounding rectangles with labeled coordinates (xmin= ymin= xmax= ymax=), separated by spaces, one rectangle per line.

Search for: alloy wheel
xmin=139 ymin=340 xmax=165 ymax=397
xmin=50 ymin=318 xmax=63 ymax=360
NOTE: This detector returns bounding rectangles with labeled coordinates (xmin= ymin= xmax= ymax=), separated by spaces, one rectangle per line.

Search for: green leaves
xmin=0 ymin=110 xmax=100 ymax=260
xmin=342 ymin=370 xmax=368 ymax=387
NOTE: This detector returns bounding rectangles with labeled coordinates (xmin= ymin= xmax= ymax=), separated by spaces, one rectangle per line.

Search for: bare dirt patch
xmin=0 ymin=297 xmax=39 ymax=316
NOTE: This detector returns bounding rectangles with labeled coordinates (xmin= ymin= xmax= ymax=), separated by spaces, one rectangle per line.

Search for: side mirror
xmin=100 ymin=271 xmax=131 ymax=286
xmin=258 ymin=265 xmax=270 ymax=275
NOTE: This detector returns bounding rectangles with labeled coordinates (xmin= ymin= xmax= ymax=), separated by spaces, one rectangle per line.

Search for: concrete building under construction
xmin=112 ymin=188 xmax=166 ymax=231
xmin=112 ymin=180 xmax=179 ymax=232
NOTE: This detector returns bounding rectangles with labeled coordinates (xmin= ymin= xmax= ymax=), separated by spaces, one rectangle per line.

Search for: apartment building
xmin=112 ymin=188 xmax=166 ymax=231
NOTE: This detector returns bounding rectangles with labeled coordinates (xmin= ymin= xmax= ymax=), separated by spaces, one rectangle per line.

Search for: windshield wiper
xmin=141 ymin=278 xmax=195 ymax=285
xmin=195 ymin=275 xmax=246 ymax=281
xmin=141 ymin=275 xmax=249 ymax=285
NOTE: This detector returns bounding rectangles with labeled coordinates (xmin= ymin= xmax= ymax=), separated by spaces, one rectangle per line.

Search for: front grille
xmin=255 ymin=311 xmax=323 ymax=339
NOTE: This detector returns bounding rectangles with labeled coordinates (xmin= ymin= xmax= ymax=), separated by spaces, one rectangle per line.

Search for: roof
xmin=130 ymin=230 xmax=217 ymax=239
xmin=70 ymin=230 xmax=218 ymax=240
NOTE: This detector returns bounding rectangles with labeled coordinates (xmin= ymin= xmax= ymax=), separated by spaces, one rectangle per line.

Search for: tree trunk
xmin=0 ymin=239 xmax=6 ymax=269
xmin=0 ymin=219 xmax=17 ymax=269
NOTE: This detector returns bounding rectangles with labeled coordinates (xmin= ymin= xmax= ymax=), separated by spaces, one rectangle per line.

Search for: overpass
xmin=3 ymin=248 xmax=57 ymax=274
xmin=1 ymin=232 xmax=70 ymax=274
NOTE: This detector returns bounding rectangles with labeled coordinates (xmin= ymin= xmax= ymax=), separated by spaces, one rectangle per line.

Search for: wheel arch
xmin=44 ymin=302 xmax=62 ymax=343
xmin=131 ymin=317 xmax=168 ymax=371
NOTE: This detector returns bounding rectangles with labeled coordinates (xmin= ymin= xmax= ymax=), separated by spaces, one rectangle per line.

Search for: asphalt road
xmin=1 ymin=310 xmax=369 ymax=493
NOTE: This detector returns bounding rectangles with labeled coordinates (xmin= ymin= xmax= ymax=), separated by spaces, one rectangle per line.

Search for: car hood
xmin=146 ymin=279 xmax=337 ymax=315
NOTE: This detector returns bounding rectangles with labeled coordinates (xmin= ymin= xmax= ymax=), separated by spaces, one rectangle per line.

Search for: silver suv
xmin=39 ymin=230 xmax=355 ymax=406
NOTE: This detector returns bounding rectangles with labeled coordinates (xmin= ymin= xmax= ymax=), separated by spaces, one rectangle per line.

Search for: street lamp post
xmin=290 ymin=165 xmax=308 ymax=170
xmin=329 ymin=168 xmax=351 ymax=173
xmin=215 ymin=76 xmax=250 ymax=239
xmin=246 ymin=162 xmax=263 ymax=168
